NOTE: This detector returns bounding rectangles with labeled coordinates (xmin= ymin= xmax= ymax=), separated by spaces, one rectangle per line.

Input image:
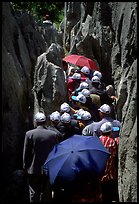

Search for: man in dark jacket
xmin=23 ymin=112 xmax=58 ymax=202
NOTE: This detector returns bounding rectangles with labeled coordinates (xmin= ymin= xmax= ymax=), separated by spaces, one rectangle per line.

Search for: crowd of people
xmin=23 ymin=63 xmax=121 ymax=202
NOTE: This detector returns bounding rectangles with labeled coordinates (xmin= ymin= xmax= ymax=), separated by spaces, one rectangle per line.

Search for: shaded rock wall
xmin=2 ymin=2 xmax=66 ymax=195
xmin=63 ymin=2 xmax=137 ymax=202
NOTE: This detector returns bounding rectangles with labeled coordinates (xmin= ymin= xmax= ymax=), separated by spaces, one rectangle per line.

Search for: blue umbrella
xmin=43 ymin=135 xmax=110 ymax=185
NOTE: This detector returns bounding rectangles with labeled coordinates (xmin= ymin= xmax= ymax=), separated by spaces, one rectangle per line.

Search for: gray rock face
xmin=2 ymin=2 xmax=34 ymax=180
xmin=2 ymin=3 xmax=66 ymax=199
xmin=63 ymin=2 xmax=137 ymax=202
xmin=32 ymin=44 xmax=67 ymax=119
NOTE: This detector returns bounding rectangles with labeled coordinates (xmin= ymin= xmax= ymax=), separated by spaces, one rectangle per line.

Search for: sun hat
xmin=61 ymin=113 xmax=71 ymax=123
xmin=100 ymin=122 xmax=113 ymax=133
xmin=72 ymin=93 xmax=86 ymax=104
xmin=77 ymin=111 xmax=92 ymax=120
xmin=91 ymin=75 xmax=100 ymax=83
xmin=93 ymin=71 xmax=102 ymax=79
xmin=80 ymin=66 xmax=90 ymax=75
xmin=71 ymin=73 xmax=81 ymax=80
xmin=98 ymin=104 xmax=111 ymax=114
xmin=60 ymin=102 xmax=70 ymax=113
xmin=50 ymin=111 xmax=61 ymax=122
xmin=34 ymin=112 xmax=46 ymax=122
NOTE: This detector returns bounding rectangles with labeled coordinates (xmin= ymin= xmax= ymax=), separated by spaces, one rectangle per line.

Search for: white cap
xmin=72 ymin=93 xmax=86 ymax=104
xmin=100 ymin=122 xmax=113 ymax=133
xmin=77 ymin=111 xmax=92 ymax=120
xmin=93 ymin=71 xmax=102 ymax=79
xmin=81 ymin=89 xmax=90 ymax=97
xmin=79 ymin=82 xmax=89 ymax=90
xmin=80 ymin=66 xmax=90 ymax=75
xmin=60 ymin=102 xmax=70 ymax=113
xmin=61 ymin=112 xmax=71 ymax=123
xmin=71 ymin=73 xmax=81 ymax=80
xmin=73 ymin=109 xmax=85 ymax=118
xmin=91 ymin=76 xmax=100 ymax=83
xmin=34 ymin=112 xmax=46 ymax=123
xmin=50 ymin=111 xmax=61 ymax=122
xmin=98 ymin=104 xmax=111 ymax=114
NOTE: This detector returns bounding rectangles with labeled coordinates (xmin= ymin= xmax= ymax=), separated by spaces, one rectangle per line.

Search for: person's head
xmin=91 ymin=76 xmax=100 ymax=86
xmin=34 ymin=112 xmax=46 ymax=127
xmin=72 ymin=93 xmax=86 ymax=108
xmin=80 ymin=66 xmax=90 ymax=76
xmin=77 ymin=110 xmax=92 ymax=121
xmin=80 ymin=89 xmax=90 ymax=98
xmin=50 ymin=111 xmax=61 ymax=125
xmin=98 ymin=104 xmax=111 ymax=118
xmin=106 ymin=85 xmax=115 ymax=96
xmin=71 ymin=73 xmax=81 ymax=81
xmin=73 ymin=108 xmax=84 ymax=119
xmin=60 ymin=102 xmax=70 ymax=114
xmin=61 ymin=112 xmax=71 ymax=125
xmin=100 ymin=122 xmax=113 ymax=136
xmin=77 ymin=110 xmax=92 ymax=130
xmin=77 ymin=82 xmax=89 ymax=91
xmin=93 ymin=71 xmax=102 ymax=79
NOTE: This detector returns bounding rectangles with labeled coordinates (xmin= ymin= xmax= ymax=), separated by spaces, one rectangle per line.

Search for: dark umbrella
xmin=43 ymin=135 xmax=110 ymax=185
xmin=63 ymin=54 xmax=100 ymax=71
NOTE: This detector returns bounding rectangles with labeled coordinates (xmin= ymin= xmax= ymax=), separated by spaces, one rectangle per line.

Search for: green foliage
xmin=11 ymin=2 xmax=64 ymax=25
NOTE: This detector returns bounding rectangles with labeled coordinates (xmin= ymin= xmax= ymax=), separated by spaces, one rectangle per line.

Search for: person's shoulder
xmin=46 ymin=128 xmax=59 ymax=136
xmin=113 ymin=119 xmax=121 ymax=125
xmin=25 ymin=128 xmax=35 ymax=134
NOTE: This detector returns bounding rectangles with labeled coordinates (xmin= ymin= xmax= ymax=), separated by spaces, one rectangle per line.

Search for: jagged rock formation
xmin=2 ymin=1 xmax=137 ymax=202
xmin=63 ymin=2 xmax=137 ymax=202
xmin=2 ymin=2 xmax=66 ymax=202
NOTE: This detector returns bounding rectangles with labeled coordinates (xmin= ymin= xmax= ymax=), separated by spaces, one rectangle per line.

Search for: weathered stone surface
xmin=2 ymin=3 xmax=67 ymax=197
xmin=2 ymin=2 xmax=33 ymax=181
xmin=32 ymin=44 xmax=67 ymax=119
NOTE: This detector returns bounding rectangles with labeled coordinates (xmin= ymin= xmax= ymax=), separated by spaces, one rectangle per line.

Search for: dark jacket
xmin=23 ymin=126 xmax=58 ymax=174
xmin=47 ymin=124 xmax=65 ymax=142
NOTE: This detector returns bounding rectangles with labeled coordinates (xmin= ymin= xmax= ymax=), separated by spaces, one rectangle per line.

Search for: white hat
xmin=80 ymin=66 xmax=90 ymax=75
xmin=98 ymin=104 xmax=111 ymax=114
xmin=91 ymin=76 xmax=100 ymax=83
xmin=50 ymin=111 xmax=61 ymax=122
xmin=73 ymin=108 xmax=85 ymax=118
xmin=81 ymin=89 xmax=90 ymax=97
xmin=72 ymin=93 xmax=86 ymax=104
xmin=60 ymin=102 xmax=70 ymax=113
xmin=100 ymin=122 xmax=113 ymax=133
xmin=61 ymin=113 xmax=71 ymax=123
xmin=76 ymin=82 xmax=89 ymax=92
xmin=34 ymin=112 xmax=46 ymax=122
xmin=77 ymin=111 xmax=92 ymax=120
xmin=79 ymin=82 xmax=89 ymax=90
xmin=93 ymin=71 xmax=102 ymax=79
xmin=71 ymin=73 xmax=81 ymax=80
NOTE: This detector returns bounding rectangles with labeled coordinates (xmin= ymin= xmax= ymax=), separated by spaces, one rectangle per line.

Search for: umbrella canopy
xmin=43 ymin=135 xmax=110 ymax=185
xmin=63 ymin=54 xmax=100 ymax=71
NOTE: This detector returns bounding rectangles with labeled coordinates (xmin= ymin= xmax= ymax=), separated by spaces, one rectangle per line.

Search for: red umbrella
xmin=63 ymin=54 xmax=100 ymax=71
